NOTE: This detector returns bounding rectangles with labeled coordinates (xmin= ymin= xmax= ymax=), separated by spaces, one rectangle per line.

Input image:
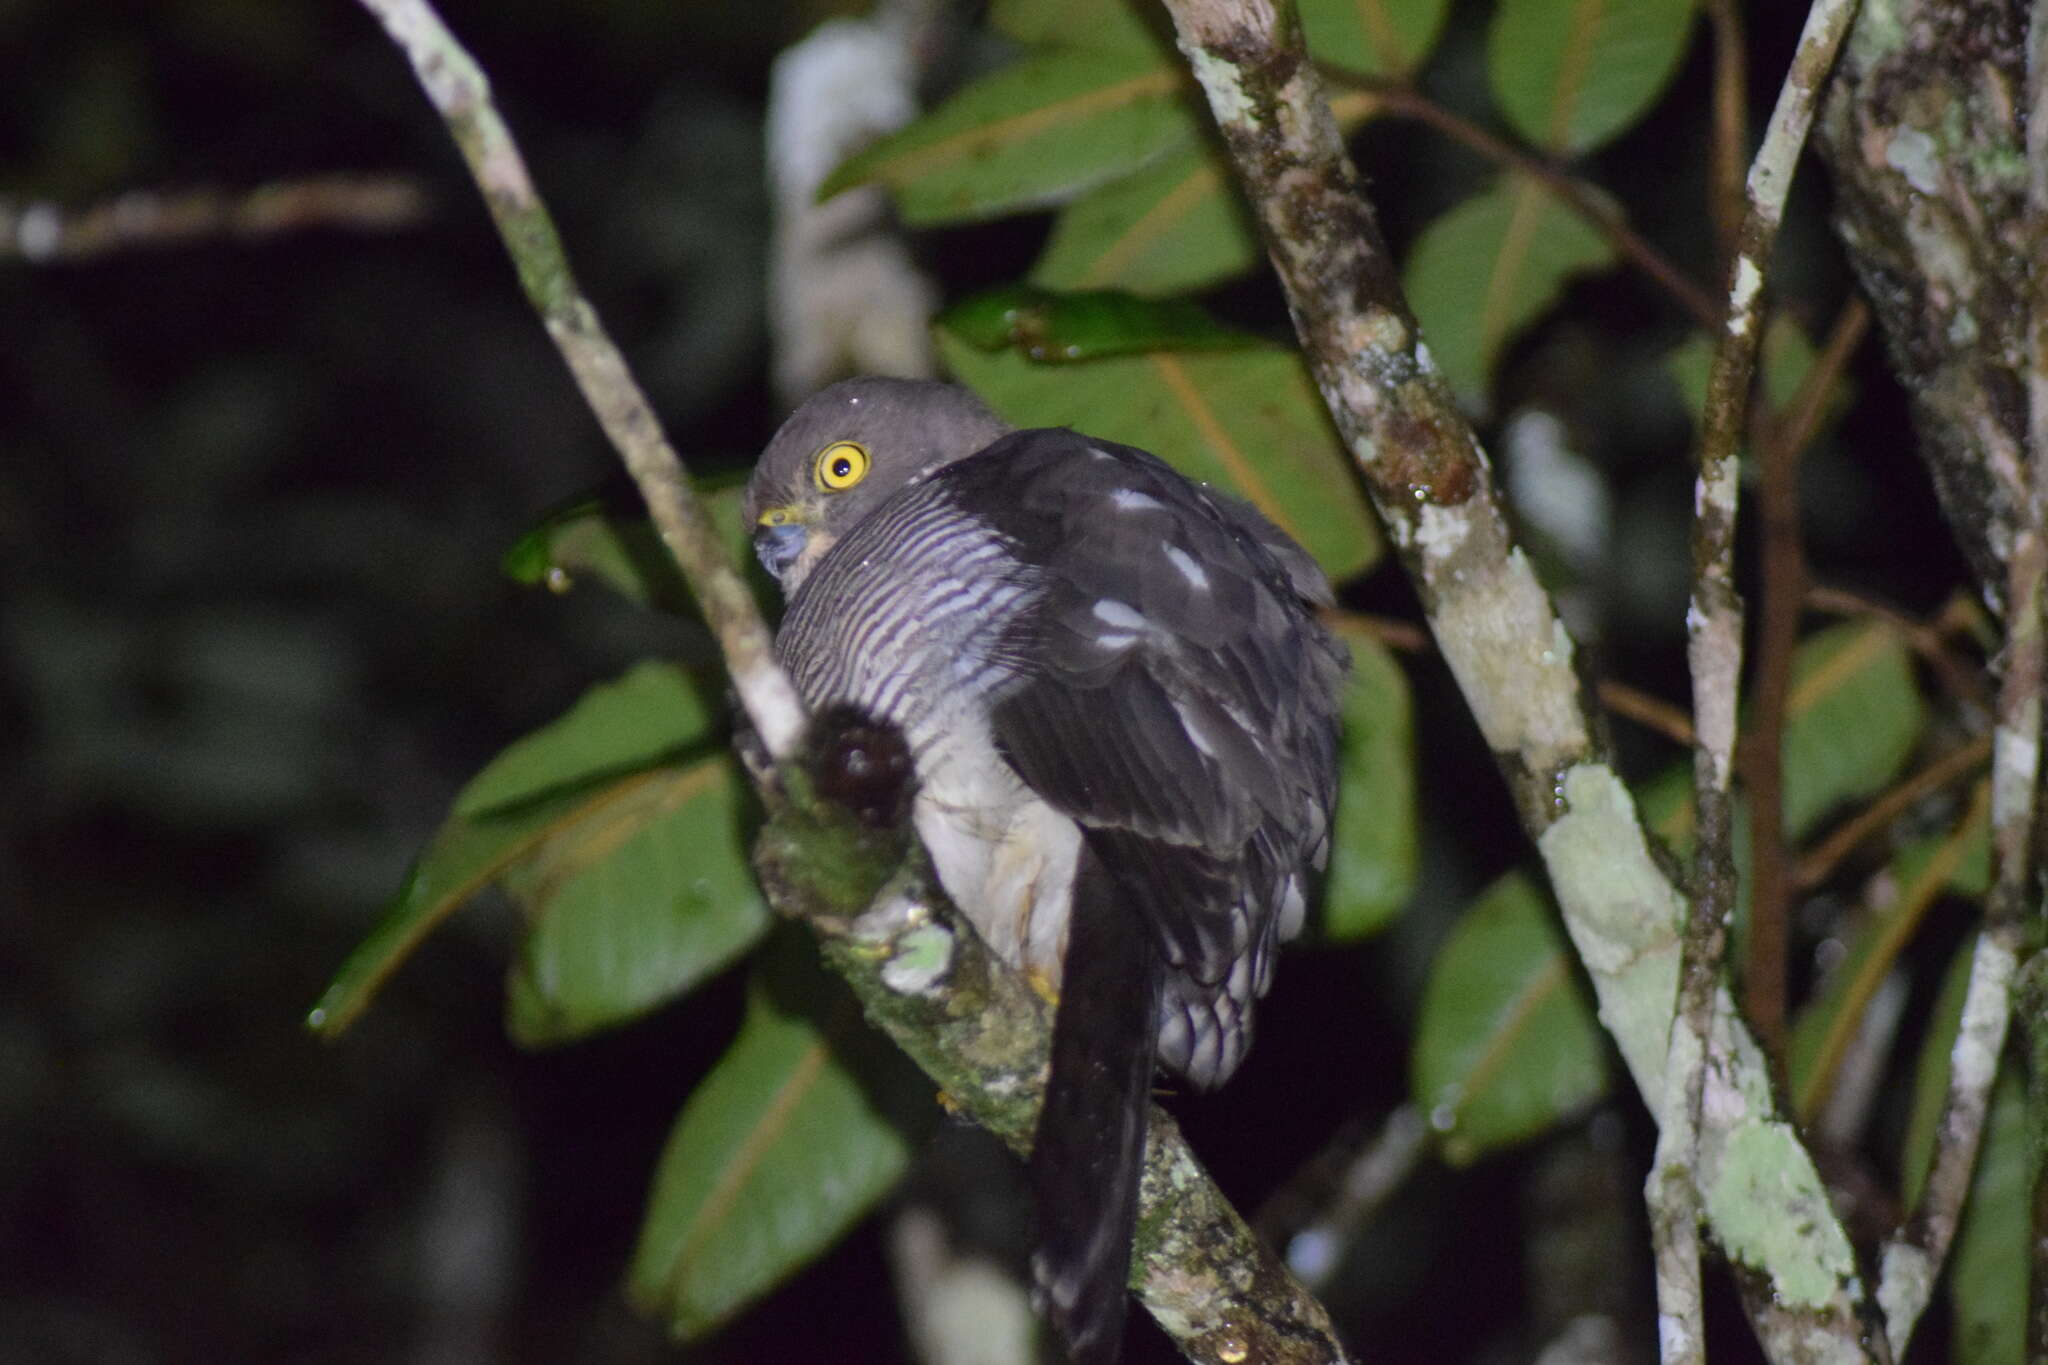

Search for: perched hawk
xmin=744 ymin=378 xmax=1345 ymax=1362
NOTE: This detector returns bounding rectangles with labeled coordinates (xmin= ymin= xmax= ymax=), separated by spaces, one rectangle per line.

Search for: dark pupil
xmin=832 ymin=457 xmax=853 ymax=479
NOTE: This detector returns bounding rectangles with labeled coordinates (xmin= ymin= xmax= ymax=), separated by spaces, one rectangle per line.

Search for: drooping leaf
xmin=988 ymin=0 xmax=1162 ymax=53
xmin=1901 ymin=936 xmax=1985 ymax=1210
xmin=821 ymin=47 xmax=1196 ymax=225
xmin=308 ymin=663 xmax=763 ymax=1041
xmin=629 ymin=935 xmax=931 ymax=1340
xmin=1403 ymin=174 xmax=1613 ymax=405
xmin=505 ymin=754 xmax=768 ymax=1046
xmin=1951 ymin=1071 xmax=2026 ymax=1365
xmin=1030 ymin=142 xmax=1263 ymax=297
xmin=1411 ymin=871 xmax=1609 ymax=1164
xmin=941 ymin=286 xmax=1259 ymax=362
xmin=1787 ymin=789 xmax=1989 ymax=1123
xmin=936 ymin=327 xmax=1384 ymax=581
xmin=501 ymin=483 xmax=759 ymax=614
xmin=1321 ymin=628 xmax=1417 ymax=940
xmin=1299 ymin=0 xmax=1451 ymax=78
xmin=1779 ymin=619 xmax=1924 ymax=839
xmin=1488 ymin=0 xmax=1698 ymax=155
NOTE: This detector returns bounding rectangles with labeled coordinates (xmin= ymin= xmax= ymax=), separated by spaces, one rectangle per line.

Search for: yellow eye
xmin=814 ymin=441 xmax=870 ymax=492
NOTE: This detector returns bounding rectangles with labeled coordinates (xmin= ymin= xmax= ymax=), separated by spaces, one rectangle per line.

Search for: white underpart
xmin=913 ymin=711 xmax=1080 ymax=984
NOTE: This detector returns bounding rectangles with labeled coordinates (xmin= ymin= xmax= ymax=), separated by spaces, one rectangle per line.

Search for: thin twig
xmin=1327 ymin=607 xmax=1696 ymax=744
xmin=1254 ymin=1104 xmax=1430 ymax=1293
xmin=353 ymin=0 xmax=806 ymax=763
xmin=0 ymin=174 xmax=428 ymax=262
xmin=1743 ymin=298 xmax=1873 ymax=1059
xmin=1795 ymin=734 xmax=1994 ymax=889
xmin=1599 ymin=681 xmax=1698 ymax=748
xmin=1333 ymin=79 xmax=1721 ymax=330
xmin=1795 ymin=779 xmax=1992 ymax=1126
xmin=1701 ymin=0 xmax=1750 ymax=267
xmin=1807 ymin=585 xmax=1994 ymax=713
xmin=1656 ymin=3 xmax=1866 ymax=1361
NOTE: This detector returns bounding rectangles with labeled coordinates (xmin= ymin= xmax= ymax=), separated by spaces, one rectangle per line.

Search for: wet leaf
xmin=936 ymin=326 xmax=1384 ymax=581
xmin=1488 ymin=0 xmax=1698 ymax=154
xmin=1403 ymin=174 xmax=1613 ymax=405
xmin=504 ymin=755 xmax=767 ymax=1046
xmin=1321 ymin=628 xmax=1417 ymax=940
xmin=1412 ymin=871 xmax=1609 ymax=1164
xmin=822 ymin=47 xmax=1196 ymax=225
xmin=629 ymin=936 xmax=931 ymax=1339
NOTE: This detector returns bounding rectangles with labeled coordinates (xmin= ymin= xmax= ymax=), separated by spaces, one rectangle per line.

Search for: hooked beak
xmin=752 ymin=512 xmax=809 ymax=584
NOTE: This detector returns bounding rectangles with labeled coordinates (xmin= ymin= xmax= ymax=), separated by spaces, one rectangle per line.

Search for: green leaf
xmin=1299 ymin=0 xmax=1451 ymax=78
xmin=1488 ymin=0 xmax=1698 ymax=154
xmin=1321 ymin=628 xmax=1417 ymax=940
xmin=1030 ymin=142 xmax=1262 ymax=297
xmin=1412 ymin=871 xmax=1609 ymax=1164
xmin=308 ymin=663 xmax=764 ymax=1041
xmin=988 ymin=0 xmax=1162 ymax=52
xmin=1403 ymin=174 xmax=1613 ymax=405
xmin=1951 ymin=1071 xmax=2026 ymax=1365
xmin=629 ymin=935 xmax=931 ymax=1339
xmin=505 ymin=754 xmax=768 ymax=1045
xmin=1779 ymin=619 xmax=1924 ymax=839
xmin=936 ymin=327 xmax=1385 ymax=581
xmin=1901 ymin=936 xmax=1983 ymax=1210
xmin=940 ymin=286 xmax=1259 ymax=361
xmin=822 ymin=47 xmax=1196 ymax=225
xmin=501 ymin=483 xmax=759 ymax=614
xmin=458 ymin=660 xmax=718 ymax=816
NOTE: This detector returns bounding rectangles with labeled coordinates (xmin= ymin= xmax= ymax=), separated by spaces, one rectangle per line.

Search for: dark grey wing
xmin=936 ymin=427 xmax=1347 ymax=1082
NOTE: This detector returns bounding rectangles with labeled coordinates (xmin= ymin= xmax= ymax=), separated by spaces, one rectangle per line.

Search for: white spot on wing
xmin=1112 ymin=488 xmax=1163 ymax=512
xmin=1164 ymin=544 xmax=1211 ymax=591
xmin=1091 ymin=598 xmax=1148 ymax=631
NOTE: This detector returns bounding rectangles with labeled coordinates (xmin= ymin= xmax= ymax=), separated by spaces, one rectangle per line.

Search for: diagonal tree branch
xmin=1155 ymin=0 xmax=1879 ymax=1359
xmin=353 ymin=2 xmax=1351 ymax=1359
xmin=354 ymin=0 xmax=806 ymax=765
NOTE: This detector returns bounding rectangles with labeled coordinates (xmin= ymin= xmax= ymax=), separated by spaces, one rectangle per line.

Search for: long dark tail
xmin=1031 ymin=839 xmax=1164 ymax=1365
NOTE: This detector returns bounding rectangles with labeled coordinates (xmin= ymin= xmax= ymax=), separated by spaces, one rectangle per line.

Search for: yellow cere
xmin=813 ymin=440 xmax=870 ymax=491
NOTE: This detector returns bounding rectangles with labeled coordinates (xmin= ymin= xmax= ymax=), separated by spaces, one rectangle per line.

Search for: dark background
xmin=0 ymin=2 xmax=1962 ymax=1362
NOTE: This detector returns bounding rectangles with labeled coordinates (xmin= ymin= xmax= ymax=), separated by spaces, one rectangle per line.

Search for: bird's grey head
xmin=743 ymin=378 xmax=1011 ymax=594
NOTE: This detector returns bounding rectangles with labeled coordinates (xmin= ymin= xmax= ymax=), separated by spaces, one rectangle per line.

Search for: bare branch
xmin=353 ymin=0 xmax=806 ymax=762
xmin=0 ymin=175 xmax=426 ymax=263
